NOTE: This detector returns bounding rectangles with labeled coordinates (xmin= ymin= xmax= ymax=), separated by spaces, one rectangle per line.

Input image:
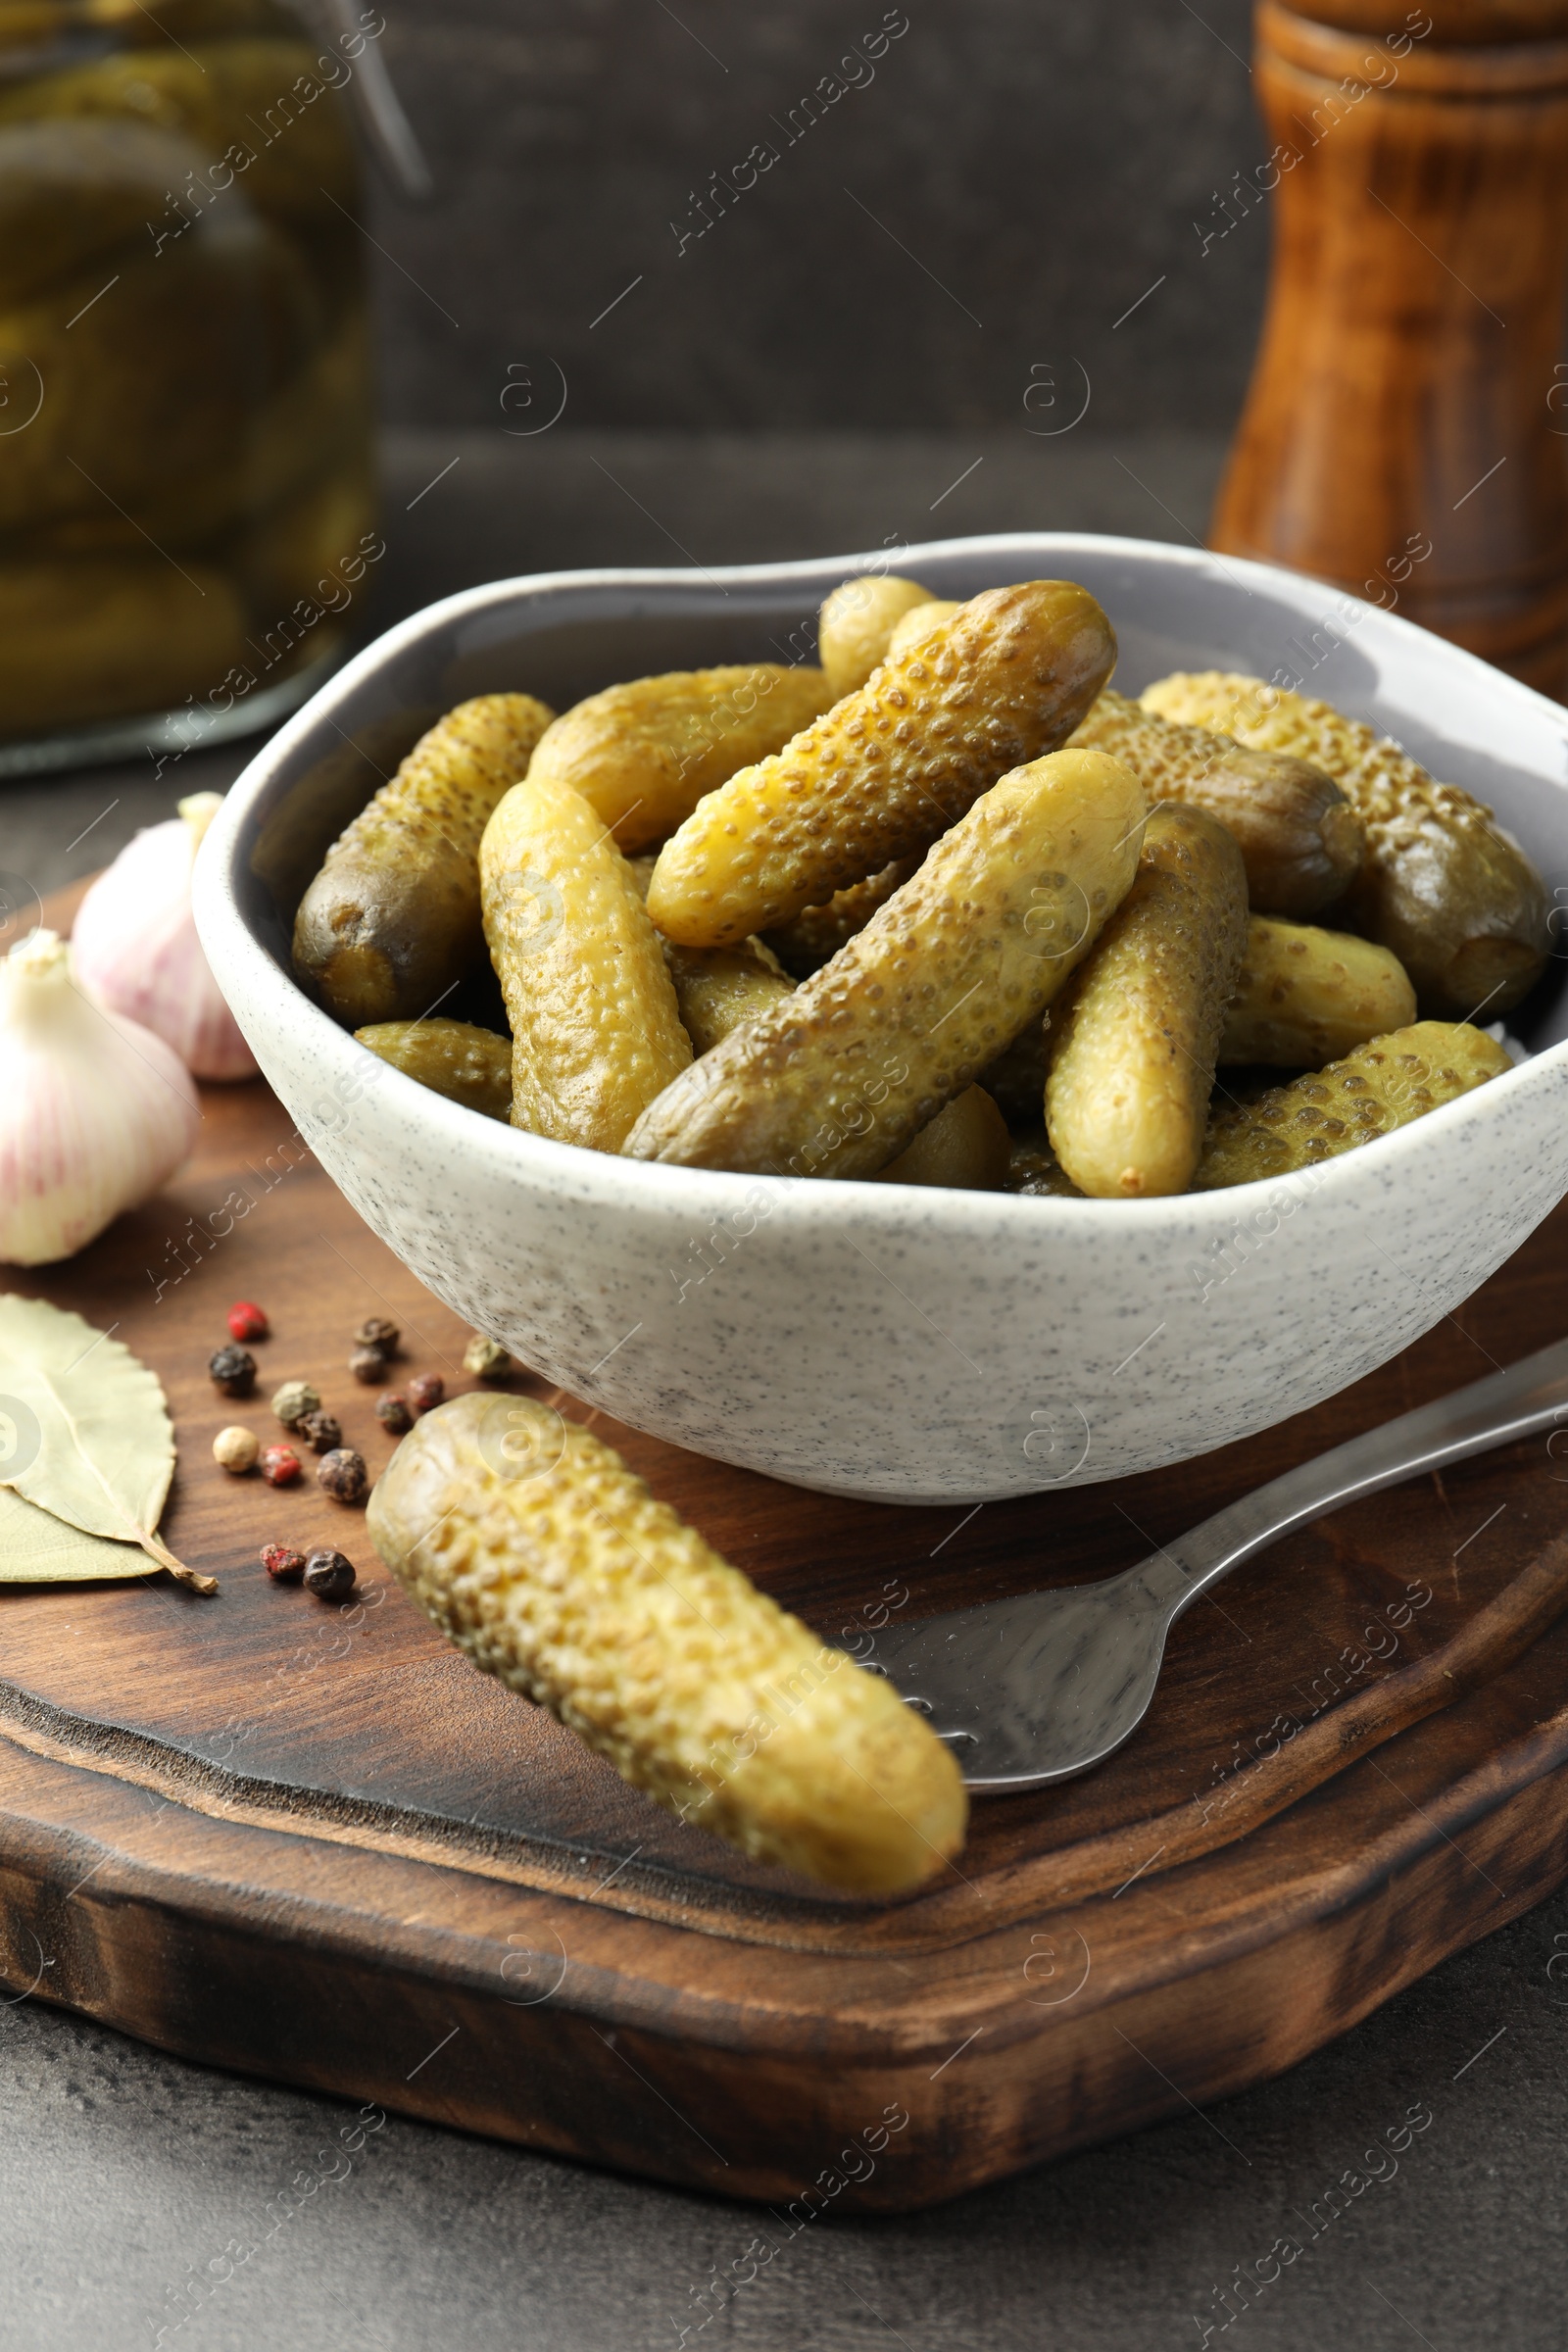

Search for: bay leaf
xmin=0 ymin=1484 xmax=156 ymax=1582
xmin=0 ymin=1295 xmax=214 ymax=1591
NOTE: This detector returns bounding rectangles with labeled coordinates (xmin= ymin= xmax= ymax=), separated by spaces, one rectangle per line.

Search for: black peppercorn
xmin=303 ymin=1547 xmax=357 ymax=1600
xmin=354 ymin=1315 xmax=400 ymax=1356
xmin=375 ymin=1393 xmax=413 ymax=1436
xmin=208 ymin=1343 xmax=257 ymax=1397
xmin=317 ymin=1446 xmax=368 ymax=1504
xmin=350 ymin=1344 xmax=389 ymax=1385
xmin=295 ymin=1407 xmax=342 ymax=1454
xmin=408 ymin=1372 xmax=445 ymax=1415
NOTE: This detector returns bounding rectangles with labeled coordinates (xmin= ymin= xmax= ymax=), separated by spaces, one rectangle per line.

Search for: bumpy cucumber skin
xmin=368 ymin=1395 xmax=967 ymax=1893
xmin=625 ymin=748 xmax=1147 ymax=1180
xmin=293 ymin=694 xmax=554 ymax=1028
xmin=1070 ymin=688 xmax=1363 ymax=918
xmin=1140 ymin=671 xmax=1549 ymax=1016
xmin=481 ymin=770 xmax=691 ymax=1151
xmin=1196 ymin=1020 xmax=1512 ymax=1188
xmin=648 ymin=581 xmax=1118 ymax=948
xmin=1220 ymin=917 xmax=1416 ymax=1067
xmin=354 ymin=1018 xmax=513 ymax=1121
xmin=1046 ymin=804 xmax=1249 ymax=1199
xmin=762 ymin=858 xmax=915 ymax=978
xmin=525 ymin=665 xmax=835 ymax=852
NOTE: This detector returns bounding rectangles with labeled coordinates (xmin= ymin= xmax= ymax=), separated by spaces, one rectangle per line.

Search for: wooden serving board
xmin=6 ymin=898 xmax=1568 ymax=2211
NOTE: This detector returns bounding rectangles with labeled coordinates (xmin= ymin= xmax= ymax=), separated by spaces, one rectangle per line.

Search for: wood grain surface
xmin=1210 ymin=0 xmax=1568 ymax=696
xmin=3 ymin=884 xmax=1568 ymax=2210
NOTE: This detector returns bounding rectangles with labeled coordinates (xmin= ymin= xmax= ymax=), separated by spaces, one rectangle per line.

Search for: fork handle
xmin=1143 ymin=1334 xmax=1568 ymax=1618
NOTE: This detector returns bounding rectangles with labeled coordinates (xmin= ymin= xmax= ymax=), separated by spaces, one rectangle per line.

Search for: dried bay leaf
xmin=0 ymin=1485 xmax=157 ymax=1582
xmin=0 ymin=1296 xmax=216 ymax=1592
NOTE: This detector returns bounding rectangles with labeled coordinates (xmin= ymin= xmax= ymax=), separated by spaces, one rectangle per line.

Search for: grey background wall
xmin=365 ymin=0 xmax=1269 ymax=437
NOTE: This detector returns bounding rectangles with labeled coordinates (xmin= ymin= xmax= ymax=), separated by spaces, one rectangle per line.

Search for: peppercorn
xmin=303 ymin=1547 xmax=357 ymax=1601
xmin=408 ymin=1373 xmax=444 ymax=1415
xmin=212 ymin=1425 xmax=259 ymax=1475
xmin=208 ymin=1343 xmax=256 ymax=1397
xmin=463 ymin=1333 xmax=514 ymax=1381
xmin=375 ymin=1393 xmax=413 ymax=1436
xmin=260 ymin=1542 xmax=306 ymax=1583
xmin=317 ymin=1446 xmax=368 ymax=1504
xmin=295 ymin=1407 xmax=342 ymax=1454
xmin=270 ymin=1379 xmax=320 ymax=1431
xmin=354 ymin=1315 xmax=400 ymax=1356
xmin=226 ymin=1300 xmax=270 ymax=1344
xmin=259 ymin=1444 xmax=301 ymax=1487
xmin=350 ymin=1345 xmax=389 ymax=1385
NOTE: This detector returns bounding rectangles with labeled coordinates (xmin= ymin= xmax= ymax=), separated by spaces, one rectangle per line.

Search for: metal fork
xmin=875 ymin=1335 xmax=1568 ymax=1790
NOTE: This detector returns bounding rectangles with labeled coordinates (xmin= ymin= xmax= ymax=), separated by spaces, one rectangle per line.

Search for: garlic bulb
xmin=73 ymin=792 xmax=257 ymax=1080
xmin=0 ymin=930 xmax=200 ymax=1267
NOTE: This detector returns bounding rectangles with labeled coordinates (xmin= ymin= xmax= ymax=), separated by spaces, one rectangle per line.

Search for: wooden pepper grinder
xmin=1210 ymin=1 xmax=1568 ymax=698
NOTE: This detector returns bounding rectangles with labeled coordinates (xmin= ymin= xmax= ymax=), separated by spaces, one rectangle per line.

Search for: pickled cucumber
xmin=816 ymin=572 xmax=935 ymax=697
xmin=625 ymin=748 xmax=1147 ymax=1179
xmin=1004 ymin=1129 xmax=1083 ymax=1197
xmin=481 ymin=769 xmax=691 ymax=1150
xmin=1046 ymin=805 xmax=1248 ymax=1198
xmin=874 ymin=1086 xmax=1010 ymax=1190
xmin=664 ymin=937 xmax=794 ymax=1056
xmin=1069 ymin=689 xmax=1363 ymax=918
xmin=293 ymin=694 xmax=556 ymax=1028
xmin=367 ymin=1393 xmax=967 ymax=1892
xmin=1195 ymin=1021 xmax=1513 ymax=1188
xmin=1221 ymin=918 xmax=1416 ymax=1067
xmin=0 ymin=555 xmax=250 ymax=734
xmin=1141 ymin=672 xmax=1549 ymax=1016
xmin=354 ymin=1019 xmax=513 ymax=1123
xmin=524 ymin=664 xmax=835 ymax=851
xmin=887 ymin=598 xmax=960 ymax=661
xmin=648 ymin=582 xmax=1118 ymax=948
xmin=761 ymin=858 xmax=914 ymax=978
xmin=0 ymin=119 xmax=192 ymax=307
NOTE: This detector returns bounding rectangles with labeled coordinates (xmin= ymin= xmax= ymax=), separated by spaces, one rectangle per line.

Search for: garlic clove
xmin=0 ymin=930 xmax=200 ymax=1267
xmin=72 ymin=791 xmax=258 ymax=1082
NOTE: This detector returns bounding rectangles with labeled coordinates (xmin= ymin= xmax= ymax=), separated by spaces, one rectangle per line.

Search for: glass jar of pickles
xmin=0 ymin=0 xmax=378 ymax=769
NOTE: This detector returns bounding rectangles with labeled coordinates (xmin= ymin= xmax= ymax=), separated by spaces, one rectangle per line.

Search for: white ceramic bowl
xmin=195 ymin=534 xmax=1568 ymax=1504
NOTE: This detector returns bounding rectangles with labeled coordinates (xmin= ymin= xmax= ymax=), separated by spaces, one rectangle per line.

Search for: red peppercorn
xmin=303 ymin=1547 xmax=357 ymax=1601
xmin=260 ymin=1543 xmax=306 ymax=1583
xmin=408 ymin=1373 xmax=444 ymax=1415
xmin=227 ymin=1300 xmax=270 ymax=1344
xmin=260 ymin=1444 xmax=301 ymax=1487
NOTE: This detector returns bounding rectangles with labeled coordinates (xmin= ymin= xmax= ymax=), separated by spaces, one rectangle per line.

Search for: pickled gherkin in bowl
xmin=0 ymin=0 xmax=375 ymax=759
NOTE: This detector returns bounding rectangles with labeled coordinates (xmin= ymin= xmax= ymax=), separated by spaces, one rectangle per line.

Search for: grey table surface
xmin=4 ymin=433 xmax=1567 ymax=2352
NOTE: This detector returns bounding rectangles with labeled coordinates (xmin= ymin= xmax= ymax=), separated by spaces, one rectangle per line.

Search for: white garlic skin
xmin=0 ymin=930 xmax=200 ymax=1267
xmin=73 ymin=792 xmax=258 ymax=1081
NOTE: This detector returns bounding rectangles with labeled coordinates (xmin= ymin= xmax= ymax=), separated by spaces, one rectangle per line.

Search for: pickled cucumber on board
xmin=1195 ymin=1021 xmax=1513 ymax=1188
xmin=873 ymin=1086 xmax=1010 ymax=1191
xmin=762 ymin=858 xmax=914 ymax=978
xmin=648 ymin=582 xmax=1118 ymax=948
xmin=0 ymin=556 xmax=250 ymax=735
xmin=1141 ymin=671 xmax=1548 ymax=1016
xmin=1046 ymin=804 xmax=1248 ymax=1199
xmin=354 ymin=1019 xmax=513 ymax=1123
xmin=481 ymin=770 xmax=691 ymax=1150
xmin=1069 ymin=689 xmax=1363 ymax=918
xmin=524 ymin=665 xmax=835 ymax=851
xmin=294 ymin=695 xmax=555 ymax=1027
xmin=1220 ymin=918 xmax=1416 ymax=1067
xmin=816 ymin=572 xmax=936 ymax=697
xmin=887 ymin=598 xmax=960 ymax=661
xmin=626 ymin=748 xmax=1147 ymax=1180
xmin=368 ymin=1393 xmax=967 ymax=1893
xmin=663 ymin=937 xmax=794 ymax=1057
